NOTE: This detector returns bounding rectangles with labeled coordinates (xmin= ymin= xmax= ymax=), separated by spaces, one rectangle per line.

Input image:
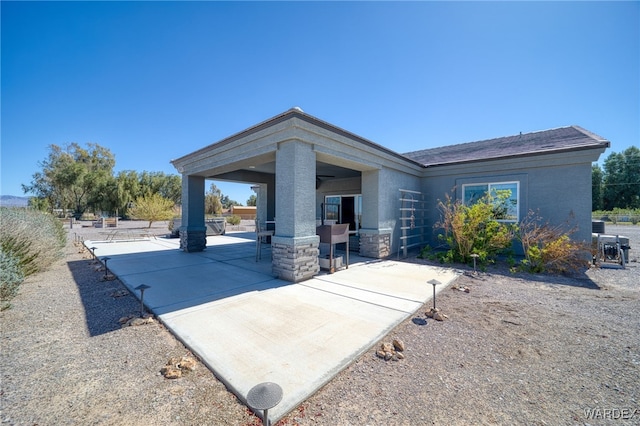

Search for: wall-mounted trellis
xmin=398 ymin=189 xmax=428 ymax=258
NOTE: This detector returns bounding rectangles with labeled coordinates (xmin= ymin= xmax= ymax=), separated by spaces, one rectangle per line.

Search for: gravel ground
xmin=1 ymin=222 xmax=638 ymax=425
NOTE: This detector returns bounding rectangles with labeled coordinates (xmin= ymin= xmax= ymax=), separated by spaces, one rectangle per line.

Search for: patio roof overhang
xmin=170 ymin=107 xmax=424 ymax=185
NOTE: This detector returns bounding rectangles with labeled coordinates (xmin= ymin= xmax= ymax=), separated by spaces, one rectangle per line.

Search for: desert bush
xmin=226 ymin=215 xmax=241 ymax=226
xmin=516 ymin=210 xmax=587 ymax=274
xmin=0 ymin=208 xmax=66 ymax=308
xmin=0 ymin=208 xmax=66 ymax=274
xmin=0 ymin=250 xmax=24 ymax=310
xmin=435 ymin=191 xmax=515 ymax=264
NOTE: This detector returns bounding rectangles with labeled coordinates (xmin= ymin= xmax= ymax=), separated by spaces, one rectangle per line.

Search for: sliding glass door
xmin=323 ymin=194 xmax=362 ymax=233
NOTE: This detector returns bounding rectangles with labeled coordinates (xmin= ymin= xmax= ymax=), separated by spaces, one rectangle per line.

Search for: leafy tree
xmin=91 ymin=170 xmax=182 ymax=218
xmin=22 ymin=143 xmax=115 ymax=218
xmin=220 ymin=195 xmax=241 ymax=210
xmin=129 ymin=193 xmax=175 ymax=228
xmin=247 ymin=194 xmax=257 ymax=206
xmin=600 ymin=146 xmax=640 ymax=210
xmin=138 ymin=171 xmax=182 ymax=205
xmin=27 ymin=197 xmax=51 ymax=212
xmin=592 ymin=164 xmax=604 ymax=211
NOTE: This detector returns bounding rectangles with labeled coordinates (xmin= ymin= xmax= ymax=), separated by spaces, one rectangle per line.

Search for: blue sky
xmin=2 ymin=1 xmax=638 ymax=205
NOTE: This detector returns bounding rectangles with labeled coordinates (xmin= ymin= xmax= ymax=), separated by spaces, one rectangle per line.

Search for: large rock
xmin=392 ymin=339 xmax=405 ymax=352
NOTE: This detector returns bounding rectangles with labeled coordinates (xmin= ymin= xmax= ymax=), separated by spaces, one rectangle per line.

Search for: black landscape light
xmin=247 ymin=382 xmax=283 ymax=426
xmin=89 ymin=246 xmax=97 ymax=261
xmin=135 ymin=284 xmax=151 ymax=317
xmin=101 ymin=257 xmax=111 ymax=279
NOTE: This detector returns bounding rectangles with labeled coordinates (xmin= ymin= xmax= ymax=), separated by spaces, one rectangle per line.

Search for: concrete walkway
xmin=84 ymin=232 xmax=459 ymax=422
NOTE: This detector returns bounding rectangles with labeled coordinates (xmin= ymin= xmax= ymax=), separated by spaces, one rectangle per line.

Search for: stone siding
xmin=179 ymin=227 xmax=207 ymax=253
xmin=272 ymin=238 xmax=319 ymax=282
xmin=359 ymin=231 xmax=391 ymax=258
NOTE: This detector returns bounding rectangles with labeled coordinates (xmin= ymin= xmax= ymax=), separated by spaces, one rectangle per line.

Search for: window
xmin=462 ymin=182 xmax=519 ymax=222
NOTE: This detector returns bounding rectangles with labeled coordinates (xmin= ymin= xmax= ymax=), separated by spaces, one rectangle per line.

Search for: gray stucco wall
xmin=423 ymin=150 xmax=600 ymax=254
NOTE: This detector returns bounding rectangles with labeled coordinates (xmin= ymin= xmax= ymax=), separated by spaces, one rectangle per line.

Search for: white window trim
xmin=461 ymin=181 xmax=520 ymax=223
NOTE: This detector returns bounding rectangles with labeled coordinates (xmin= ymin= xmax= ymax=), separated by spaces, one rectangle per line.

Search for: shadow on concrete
xmin=77 ymin=237 xmax=292 ymax=317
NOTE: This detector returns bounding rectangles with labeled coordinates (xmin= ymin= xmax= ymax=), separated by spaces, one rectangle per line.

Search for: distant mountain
xmin=0 ymin=195 xmax=30 ymax=207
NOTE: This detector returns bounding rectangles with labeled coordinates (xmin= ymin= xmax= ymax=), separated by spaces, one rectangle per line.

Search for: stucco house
xmin=171 ymin=107 xmax=609 ymax=282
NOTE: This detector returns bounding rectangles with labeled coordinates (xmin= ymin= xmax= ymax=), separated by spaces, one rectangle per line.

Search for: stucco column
xmin=179 ymin=175 xmax=207 ymax=252
xmin=359 ymin=169 xmax=392 ymax=258
xmin=255 ymin=174 xmax=276 ymax=222
xmin=254 ymin=184 xmax=269 ymax=224
xmin=272 ymin=141 xmax=319 ymax=282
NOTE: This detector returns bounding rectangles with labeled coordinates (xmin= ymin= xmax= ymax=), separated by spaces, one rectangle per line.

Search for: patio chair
xmin=255 ymin=219 xmax=275 ymax=261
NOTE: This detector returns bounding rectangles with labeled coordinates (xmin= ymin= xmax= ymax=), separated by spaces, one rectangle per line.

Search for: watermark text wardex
xmin=584 ymin=407 xmax=640 ymax=420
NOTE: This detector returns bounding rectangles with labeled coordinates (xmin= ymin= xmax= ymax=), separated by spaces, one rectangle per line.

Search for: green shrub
xmin=226 ymin=215 xmax=241 ymax=225
xmin=0 ymin=250 xmax=24 ymax=310
xmin=435 ymin=191 xmax=515 ymax=265
xmin=418 ymin=244 xmax=433 ymax=259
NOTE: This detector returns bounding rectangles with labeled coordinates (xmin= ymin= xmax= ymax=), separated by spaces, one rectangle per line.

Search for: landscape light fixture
xmin=89 ymin=246 xmax=97 ymax=261
xmin=135 ymin=284 xmax=151 ymax=317
xmin=470 ymin=253 xmax=480 ymax=273
xmin=428 ymin=279 xmax=441 ymax=310
xmin=247 ymin=382 xmax=283 ymax=426
xmin=101 ymin=257 xmax=111 ymax=279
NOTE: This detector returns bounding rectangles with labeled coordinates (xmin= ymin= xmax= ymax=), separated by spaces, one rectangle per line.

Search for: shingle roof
xmin=403 ymin=126 xmax=610 ymax=167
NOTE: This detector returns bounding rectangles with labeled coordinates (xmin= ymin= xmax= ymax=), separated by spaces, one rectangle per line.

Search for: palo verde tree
xmin=22 ymin=143 xmax=115 ymax=218
xmin=205 ymin=183 xmax=223 ymax=215
xmin=129 ymin=193 xmax=175 ymax=228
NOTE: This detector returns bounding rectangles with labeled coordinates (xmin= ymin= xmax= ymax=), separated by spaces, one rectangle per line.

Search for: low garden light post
xmin=135 ymin=284 xmax=151 ymax=317
xmin=470 ymin=253 xmax=480 ymax=274
xmin=101 ymin=257 xmax=111 ymax=279
xmin=89 ymin=246 xmax=97 ymax=261
xmin=428 ymin=279 xmax=440 ymax=310
xmin=247 ymin=382 xmax=283 ymax=426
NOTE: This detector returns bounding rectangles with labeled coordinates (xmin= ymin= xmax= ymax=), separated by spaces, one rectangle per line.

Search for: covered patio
xmin=171 ymin=107 xmax=425 ymax=282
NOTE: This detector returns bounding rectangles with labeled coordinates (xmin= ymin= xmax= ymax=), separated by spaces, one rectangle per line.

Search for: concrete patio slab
xmin=84 ymin=233 xmax=459 ymax=422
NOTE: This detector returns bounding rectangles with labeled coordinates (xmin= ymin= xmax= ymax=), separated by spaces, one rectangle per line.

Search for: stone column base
xmin=359 ymin=229 xmax=391 ymax=258
xmin=179 ymin=227 xmax=207 ymax=253
xmin=272 ymin=235 xmax=319 ymax=282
